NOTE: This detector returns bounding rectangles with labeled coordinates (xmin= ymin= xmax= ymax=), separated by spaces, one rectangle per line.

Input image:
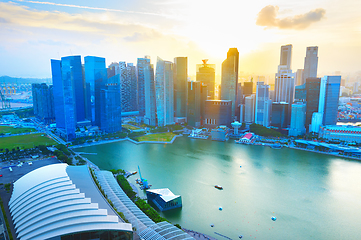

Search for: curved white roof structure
xmin=9 ymin=164 xmax=132 ymax=240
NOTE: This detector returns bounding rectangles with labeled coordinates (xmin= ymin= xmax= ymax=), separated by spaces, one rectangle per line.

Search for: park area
xmin=122 ymin=124 xmax=141 ymax=131
xmin=136 ymin=132 xmax=177 ymax=142
xmin=0 ymin=133 xmax=56 ymax=152
xmin=0 ymin=126 xmax=35 ymax=135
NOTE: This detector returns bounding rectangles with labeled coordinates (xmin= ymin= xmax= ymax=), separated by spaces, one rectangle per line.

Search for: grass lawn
xmin=136 ymin=132 xmax=176 ymax=142
xmin=123 ymin=124 xmax=141 ymax=130
xmin=0 ymin=126 xmax=36 ymax=135
xmin=0 ymin=133 xmax=56 ymax=152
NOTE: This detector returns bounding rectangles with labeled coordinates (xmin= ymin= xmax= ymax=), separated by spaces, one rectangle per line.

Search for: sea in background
xmin=77 ymin=137 xmax=361 ymax=239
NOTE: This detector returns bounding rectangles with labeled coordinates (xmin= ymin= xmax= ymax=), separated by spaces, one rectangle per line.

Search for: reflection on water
xmin=77 ymin=137 xmax=361 ymax=240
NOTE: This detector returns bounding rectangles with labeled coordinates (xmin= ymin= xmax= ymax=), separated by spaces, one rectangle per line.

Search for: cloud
xmin=256 ymin=5 xmax=326 ymax=30
xmin=16 ymin=0 xmax=174 ymax=19
xmin=123 ymin=30 xmax=162 ymax=42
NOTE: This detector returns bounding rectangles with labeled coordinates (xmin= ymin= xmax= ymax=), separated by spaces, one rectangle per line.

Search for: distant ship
xmin=215 ymin=185 xmax=223 ymax=190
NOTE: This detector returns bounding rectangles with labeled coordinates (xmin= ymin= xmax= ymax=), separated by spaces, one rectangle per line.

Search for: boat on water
xmin=215 ymin=185 xmax=223 ymax=190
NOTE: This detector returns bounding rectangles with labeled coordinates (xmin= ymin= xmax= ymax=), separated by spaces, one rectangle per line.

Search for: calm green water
xmin=77 ymin=137 xmax=361 ymax=239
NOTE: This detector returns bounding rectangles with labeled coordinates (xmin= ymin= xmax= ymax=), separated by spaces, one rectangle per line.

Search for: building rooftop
xmin=9 ymin=164 xmax=132 ymax=240
xmin=146 ymin=188 xmax=180 ymax=202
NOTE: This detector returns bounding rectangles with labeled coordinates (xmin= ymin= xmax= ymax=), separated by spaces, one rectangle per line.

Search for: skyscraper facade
xmin=295 ymin=69 xmax=304 ymax=86
xmin=187 ymin=81 xmax=201 ymax=127
xmin=319 ymin=76 xmax=341 ymax=125
xmin=243 ymin=82 xmax=253 ymax=97
xmin=85 ymin=56 xmax=107 ymax=126
xmin=221 ymin=48 xmax=239 ymax=120
xmin=144 ymin=63 xmax=157 ymax=126
xmin=121 ymin=63 xmax=138 ymax=112
xmin=204 ymin=100 xmax=232 ymax=128
xmin=289 ymin=102 xmax=307 ymax=136
xmin=137 ymin=56 xmax=151 ymax=117
xmin=155 ymin=57 xmax=174 ymax=126
xmin=196 ymin=60 xmax=216 ymax=99
xmin=305 ymin=77 xmax=321 ymax=127
xmin=100 ymin=74 xmax=122 ymax=133
xmin=173 ymin=57 xmax=188 ymax=120
xmin=255 ymin=82 xmax=271 ymax=127
xmin=294 ymin=83 xmax=306 ymax=102
xmin=271 ymin=102 xmax=289 ymax=129
xmin=303 ymin=46 xmax=318 ymax=84
xmin=51 ymin=55 xmax=85 ymax=141
xmin=244 ymin=94 xmax=255 ymax=124
xmin=275 ymin=44 xmax=295 ymax=105
xmin=32 ymin=83 xmax=55 ymax=123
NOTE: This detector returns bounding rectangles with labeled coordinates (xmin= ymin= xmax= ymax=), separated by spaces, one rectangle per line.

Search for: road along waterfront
xmin=76 ymin=136 xmax=361 ymax=239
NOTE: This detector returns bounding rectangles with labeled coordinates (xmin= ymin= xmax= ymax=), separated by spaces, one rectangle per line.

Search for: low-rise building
xmin=319 ymin=125 xmax=361 ymax=143
xmin=146 ymin=188 xmax=182 ymax=211
xmin=211 ymin=126 xmax=229 ymax=141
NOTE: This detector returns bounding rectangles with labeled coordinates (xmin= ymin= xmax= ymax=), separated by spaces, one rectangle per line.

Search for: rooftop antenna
xmin=69 ymin=49 xmax=73 ymax=55
xmin=202 ymin=59 xmax=208 ymax=66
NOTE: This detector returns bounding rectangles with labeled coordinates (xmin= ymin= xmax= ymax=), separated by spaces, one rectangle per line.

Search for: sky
xmin=0 ymin=0 xmax=360 ymax=79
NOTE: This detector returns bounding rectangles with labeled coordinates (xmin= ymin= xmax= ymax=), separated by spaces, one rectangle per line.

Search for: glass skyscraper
xmin=303 ymin=46 xmax=318 ymax=84
xmin=100 ymin=74 xmax=122 ymax=133
xmin=144 ymin=63 xmax=157 ymax=126
xmin=305 ymin=77 xmax=321 ymax=127
xmin=51 ymin=55 xmax=85 ymax=141
xmin=255 ymin=82 xmax=271 ymax=127
xmin=32 ymin=83 xmax=55 ymax=124
xmin=84 ymin=56 xmax=107 ymax=125
xmin=289 ymin=102 xmax=307 ymax=136
xmin=137 ymin=56 xmax=151 ymax=117
xmin=221 ymin=48 xmax=239 ymax=120
xmin=155 ymin=57 xmax=174 ymax=126
xmin=173 ymin=57 xmax=188 ymax=120
xmin=121 ymin=63 xmax=138 ymax=112
xmin=187 ymin=81 xmax=201 ymax=127
xmin=196 ymin=59 xmax=215 ymax=99
xmin=319 ymin=76 xmax=341 ymax=125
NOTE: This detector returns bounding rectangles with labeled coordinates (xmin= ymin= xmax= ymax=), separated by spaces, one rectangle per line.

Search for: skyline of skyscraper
xmin=51 ymin=55 xmax=85 ymax=141
xmin=144 ymin=62 xmax=157 ymax=126
xmin=289 ymin=102 xmax=306 ymax=136
xmin=196 ymin=59 xmax=216 ymax=100
xmin=155 ymin=57 xmax=174 ymax=126
xmin=85 ymin=56 xmax=107 ymax=125
xmin=100 ymin=74 xmax=122 ymax=133
xmin=255 ymin=82 xmax=271 ymax=127
xmin=221 ymin=48 xmax=239 ymax=121
xmin=173 ymin=57 xmax=188 ymax=122
xmin=303 ymin=46 xmax=319 ymax=84
xmin=137 ymin=56 xmax=151 ymax=118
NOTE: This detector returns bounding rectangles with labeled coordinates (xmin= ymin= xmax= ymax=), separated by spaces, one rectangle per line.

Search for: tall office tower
xmin=289 ymin=102 xmax=306 ymax=136
xmin=280 ymin=44 xmax=292 ymax=69
xmin=99 ymin=74 xmax=122 ymax=133
xmin=187 ymin=81 xmax=201 ymax=127
xmin=243 ymin=82 xmax=253 ymax=97
xmin=204 ymin=100 xmax=232 ymax=128
xmin=137 ymin=56 xmax=151 ymax=117
xmin=221 ymin=48 xmax=239 ymax=120
xmin=32 ymin=83 xmax=55 ymax=123
xmin=237 ymin=82 xmax=243 ymax=105
xmin=303 ymin=46 xmax=318 ymax=84
xmin=244 ymin=94 xmax=255 ymax=124
xmin=275 ymin=44 xmax=295 ymax=105
xmin=200 ymin=83 xmax=208 ymax=125
xmin=120 ymin=63 xmax=138 ymax=112
xmin=295 ymin=69 xmax=304 ymax=85
xmin=52 ymin=55 xmax=86 ymax=141
xmin=84 ymin=56 xmax=107 ymax=124
xmin=318 ymin=76 xmax=341 ymax=125
xmin=255 ymin=82 xmax=271 ymax=127
xmin=196 ymin=59 xmax=216 ymax=99
xmin=173 ymin=57 xmax=188 ymax=122
xmin=144 ymin=63 xmax=157 ymax=126
xmin=294 ymin=83 xmax=306 ymax=102
xmin=155 ymin=57 xmax=174 ymax=126
xmin=305 ymin=77 xmax=321 ymax=127
xmin=271 ymin=102 xmax=289 ymax=129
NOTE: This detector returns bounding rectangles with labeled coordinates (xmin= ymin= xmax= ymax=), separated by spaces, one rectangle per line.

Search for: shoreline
xmin=287 ymin=145 xmax=361 ymax=161
xmin=70 ymin=134 xmax=182 ymax=149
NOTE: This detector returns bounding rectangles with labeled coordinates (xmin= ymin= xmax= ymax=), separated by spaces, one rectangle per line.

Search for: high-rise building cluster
xmin=32 ymin=44 xmax=341 ymax=141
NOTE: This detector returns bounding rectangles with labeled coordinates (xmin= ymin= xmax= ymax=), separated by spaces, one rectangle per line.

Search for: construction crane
xmin=0 ymin=91 xmax=11 ymax=109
